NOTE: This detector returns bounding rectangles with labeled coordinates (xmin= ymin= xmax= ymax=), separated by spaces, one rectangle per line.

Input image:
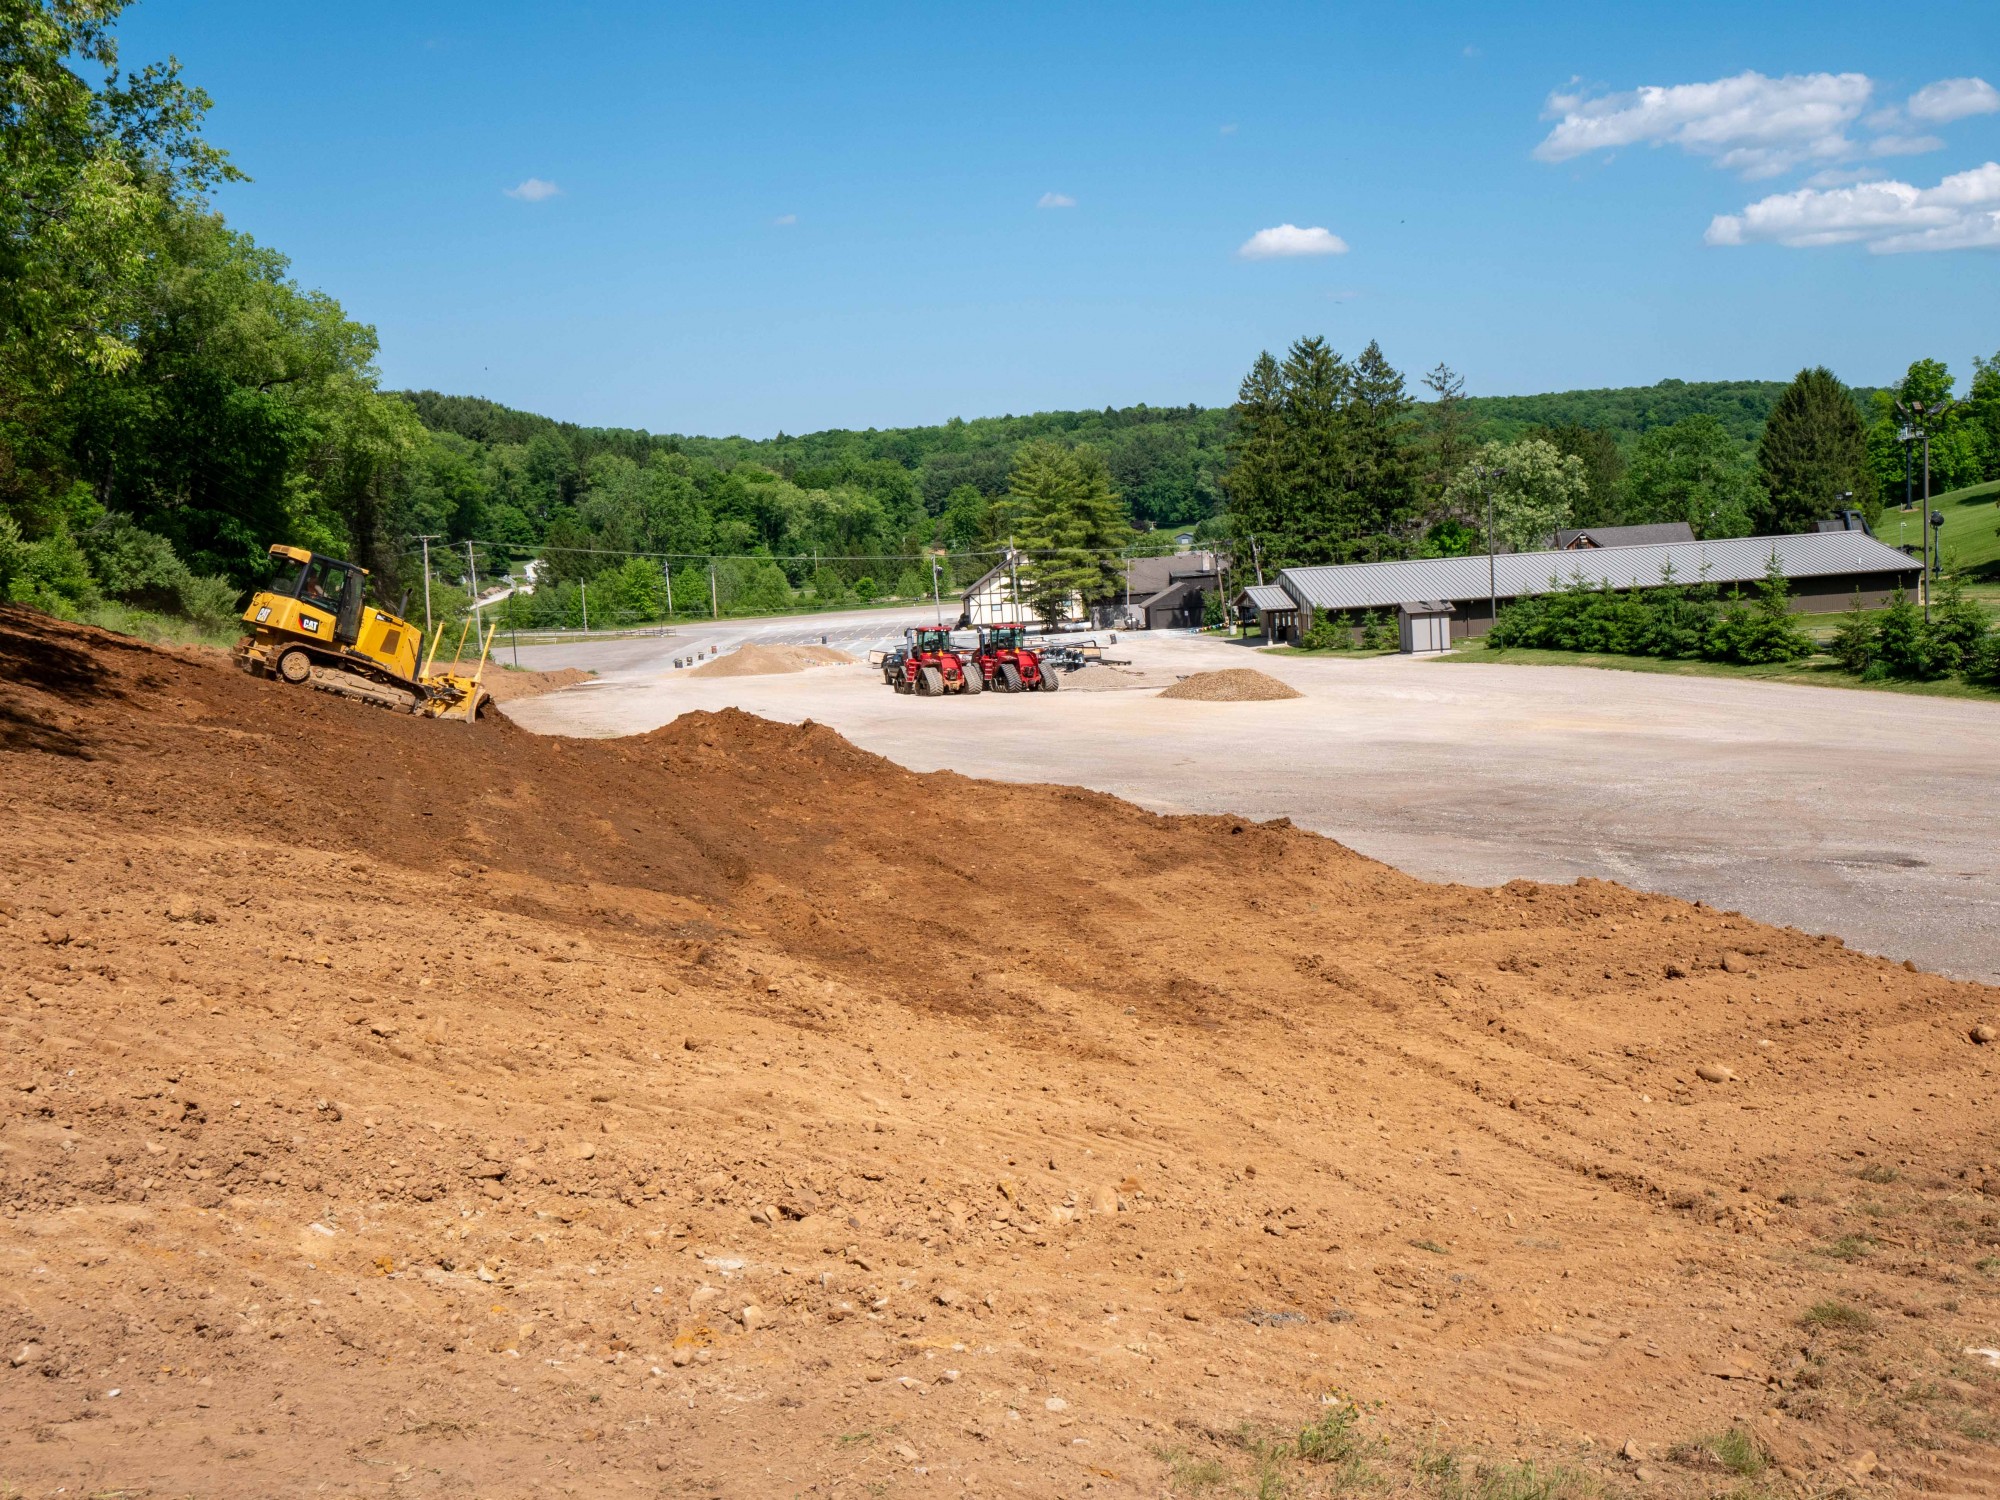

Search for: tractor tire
xmin=963 ymin=665 xmax=983 ymax=694
xmin=276 ymin=647 xmax=314 ymax=685
xmin=998 ymin=663 xmax=1023 ymax=693
xmin=918 ymin=665 xmax=944 ymax=697
xmin=1039 ymin=669 xmax=1060 ymax=691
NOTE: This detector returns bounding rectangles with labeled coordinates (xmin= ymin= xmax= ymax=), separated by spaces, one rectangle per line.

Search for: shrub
xmin=80 ymin=514 xmax=190 ymax=609
xmin=1299 ymin=615 xmax=1352 ymax=651
xmin=1710 ymin=557 xmax=1813 ymax=664
xmin=7 ymin=521 xmax=99 ymax=610
xmin=852 ymin=575 xmax=878 ymax=601
xmin=0 ymin=514 xmax=25 ymax=599
xmin=1874 ymin=590 xmax=1952 ymax=679
xmin=1360 ymin=610 xmax=1398 ymax=650
xmin=176 ymin=573 xmax=244 ymax=633
xmin=1929 ymin=573 xmax=1990 ymax=672
xmin=1295 ymin=1403 xmax=1363 ymax=1464
xmin=1829 ymin=590 xmax=1876 ymax=674
xmin=1967 ymin=632 xmax=2000 ymax=688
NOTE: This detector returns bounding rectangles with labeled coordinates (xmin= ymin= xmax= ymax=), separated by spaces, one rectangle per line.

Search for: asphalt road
xmin=500 ymin=626 xmax=2000 ymax=984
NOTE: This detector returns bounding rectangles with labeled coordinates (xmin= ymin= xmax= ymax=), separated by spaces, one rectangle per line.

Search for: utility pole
xmin=580 ymin=581 xmax=588 ymax=633
xmin=1007 ymin=537 xmax=1022 ymax=628
xmin=416 ymin=535 xmax=440 ymax=632
xmin=931 ymin=555 xmax=943 ymax=626
xmin=662 ymin=558 xmax=673 ymax=624
xmin=1476 ymin=465 xmax=1508 ymax=640
xmin=1249 ymin=534 xmax=1265 ymax=586
xmin=464 ymin=541 xmax=479 ymax=618
xmin=709 ymin=560 xmax=718 ymax=620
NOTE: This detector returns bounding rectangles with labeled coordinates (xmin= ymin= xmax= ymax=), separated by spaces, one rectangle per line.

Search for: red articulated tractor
xmin=971 ymin=623 xmax=1058 ymax=693
xmin=893 ymin=625 xmax=982 ymax=696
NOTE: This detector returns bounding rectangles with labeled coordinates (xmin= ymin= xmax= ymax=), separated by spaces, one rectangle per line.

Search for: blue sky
xmin=124 ymin=0 xmax=2000 ymax=436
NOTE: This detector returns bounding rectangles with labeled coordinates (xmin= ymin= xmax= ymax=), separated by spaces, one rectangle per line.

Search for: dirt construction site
xmin=6 ymin=606 xmax=2000 ymax=1499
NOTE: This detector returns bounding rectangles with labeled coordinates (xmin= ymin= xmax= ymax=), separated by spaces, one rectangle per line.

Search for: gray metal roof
xmin=1241 ymin=584 xmax=1295 ymax=611
xmin=1277 ymin=531 xmax=1921 ymax=613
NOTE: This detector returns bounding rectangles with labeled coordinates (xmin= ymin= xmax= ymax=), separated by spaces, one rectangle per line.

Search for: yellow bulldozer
xmin=231 ymin=544 xmax=495 ymax=720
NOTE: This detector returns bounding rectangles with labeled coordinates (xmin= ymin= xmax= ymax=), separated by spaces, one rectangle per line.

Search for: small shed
xmin=1237 ymin=584 xmax=1298 ymax=643
xmin=1397 ymin=601 xmax=1454 ymax=654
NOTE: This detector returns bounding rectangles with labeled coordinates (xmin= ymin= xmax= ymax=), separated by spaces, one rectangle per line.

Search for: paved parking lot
xmin=503 ymin=627 xmax=2000 ymax=983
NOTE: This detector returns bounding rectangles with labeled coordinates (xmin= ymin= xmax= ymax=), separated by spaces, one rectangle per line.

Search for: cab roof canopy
xmin=267 ymin=543 xmax=366 ymax=575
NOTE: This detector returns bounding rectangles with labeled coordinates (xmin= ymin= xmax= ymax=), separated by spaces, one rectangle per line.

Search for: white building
xmin=959 ymin=550 xmax=1086 ymax=627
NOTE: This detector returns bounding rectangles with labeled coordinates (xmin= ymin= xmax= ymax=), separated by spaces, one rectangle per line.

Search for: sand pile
xmin=3 ymin=602 xmax=1998 ymax=1497
xmin=1159 ymin=666 xmax=1303 ymax=700
xmin=479 ymin=665 xmax=592 ymax=703
xmin=686 ymin=641 xmax=856 ymax=677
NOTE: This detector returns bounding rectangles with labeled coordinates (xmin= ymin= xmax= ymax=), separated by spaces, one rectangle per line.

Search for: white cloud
xmin=1218 ymin=123 xmax=1238 ymax=137
xmin=505 ymin=177 xmax=561 ymax=202
xmin=1036 ymin=192 xmax=1076 ymax=209
xmin=1237 ymin=223 xmax=1348 ymax=259
xmin=1706 ymin=161 xmax=2000 ymax=252
xmin=1906 ymin=76 xmax=2000 ymax=125
xmin=772 ymin=213 xmax=797 ymax=226
xmin=1536 ymin=71 xmax=1872 ymax=178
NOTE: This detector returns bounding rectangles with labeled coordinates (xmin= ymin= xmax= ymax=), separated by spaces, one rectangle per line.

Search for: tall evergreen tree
xmin=1754 ymin=367 xmax=1875 ymax=534
xmin=1275 ymin=335 xmax=1353 ymax=563
xmin=1420 ymin=362 xmax=1470 ymax=505
xmin=1221 ymin=350 xmax=1285 ymax=561
xmin=1343 ymin=340 xmax=1419 ymax=538
xmin=996 ymin=441 xmax=1130 ymax=626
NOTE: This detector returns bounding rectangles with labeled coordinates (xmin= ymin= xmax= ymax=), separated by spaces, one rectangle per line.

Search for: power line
xmin=399 ymin=537 xmax=1190 ymax=564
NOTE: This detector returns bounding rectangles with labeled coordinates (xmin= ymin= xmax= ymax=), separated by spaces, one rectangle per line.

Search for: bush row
xmin=0 ymin=513 xmax=242 ymax=633
xmin=1489 ymin=557 xmax=1815 ymax=665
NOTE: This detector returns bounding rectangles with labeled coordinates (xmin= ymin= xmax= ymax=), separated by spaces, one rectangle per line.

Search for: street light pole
xmin=1898 ymin=396 xmax=1957 ymax=622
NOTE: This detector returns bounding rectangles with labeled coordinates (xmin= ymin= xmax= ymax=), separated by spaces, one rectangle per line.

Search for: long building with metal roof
xmin=1237 ymin=530 xmax=1923 ymax=645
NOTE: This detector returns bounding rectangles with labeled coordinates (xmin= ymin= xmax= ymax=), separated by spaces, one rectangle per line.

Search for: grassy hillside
xmin=1928 ymin=479 xmax=2000 ymax=580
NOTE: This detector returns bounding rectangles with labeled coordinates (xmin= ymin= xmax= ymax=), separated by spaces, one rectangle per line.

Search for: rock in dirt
xmin=1159 ymin=668 xmax=1303 ymax=702
xmin=1695 ymin=1063 xmax=1735 ymax=1083
xmin=1972 ymin=1024 xmax=1995 ymax=1045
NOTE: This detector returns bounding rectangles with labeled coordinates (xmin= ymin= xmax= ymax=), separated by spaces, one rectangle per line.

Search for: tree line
xmin=1221 ymin=341 xmax=2000 ymax=573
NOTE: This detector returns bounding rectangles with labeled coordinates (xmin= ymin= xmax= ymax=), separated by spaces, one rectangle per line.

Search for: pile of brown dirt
xmin=480 ymin=665 xmax=592 ymax=703
xmin=1159 ymin=666 xmax=1304 ymax=700
xmin=3 ymin=602 xmax=1999 ymax=1498
xmin=686 ymin=641 xmax=855 ymax=677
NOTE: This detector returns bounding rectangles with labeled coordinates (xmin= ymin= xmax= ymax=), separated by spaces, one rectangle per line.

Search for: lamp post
xmin=1475 ymin=465 xmax=1508 ymax=640
xmin=1895 ymin=397 xmax=1956 ymax=621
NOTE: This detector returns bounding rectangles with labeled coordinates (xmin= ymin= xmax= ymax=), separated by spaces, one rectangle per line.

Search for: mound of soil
xmin=1159 ymin=666 xmax=1304 ymax=700
xmin=2 ymin=602 xmax=1998 ymax=1498
xmin=686 ymin=642 xmax=856 ymax=677
xmin=480 ymin=665 xmax=592 ymax=703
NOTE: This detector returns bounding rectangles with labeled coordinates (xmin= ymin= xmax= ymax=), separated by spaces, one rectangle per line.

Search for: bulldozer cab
xmin=266 ymin=548 xmax=367 ymax=645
